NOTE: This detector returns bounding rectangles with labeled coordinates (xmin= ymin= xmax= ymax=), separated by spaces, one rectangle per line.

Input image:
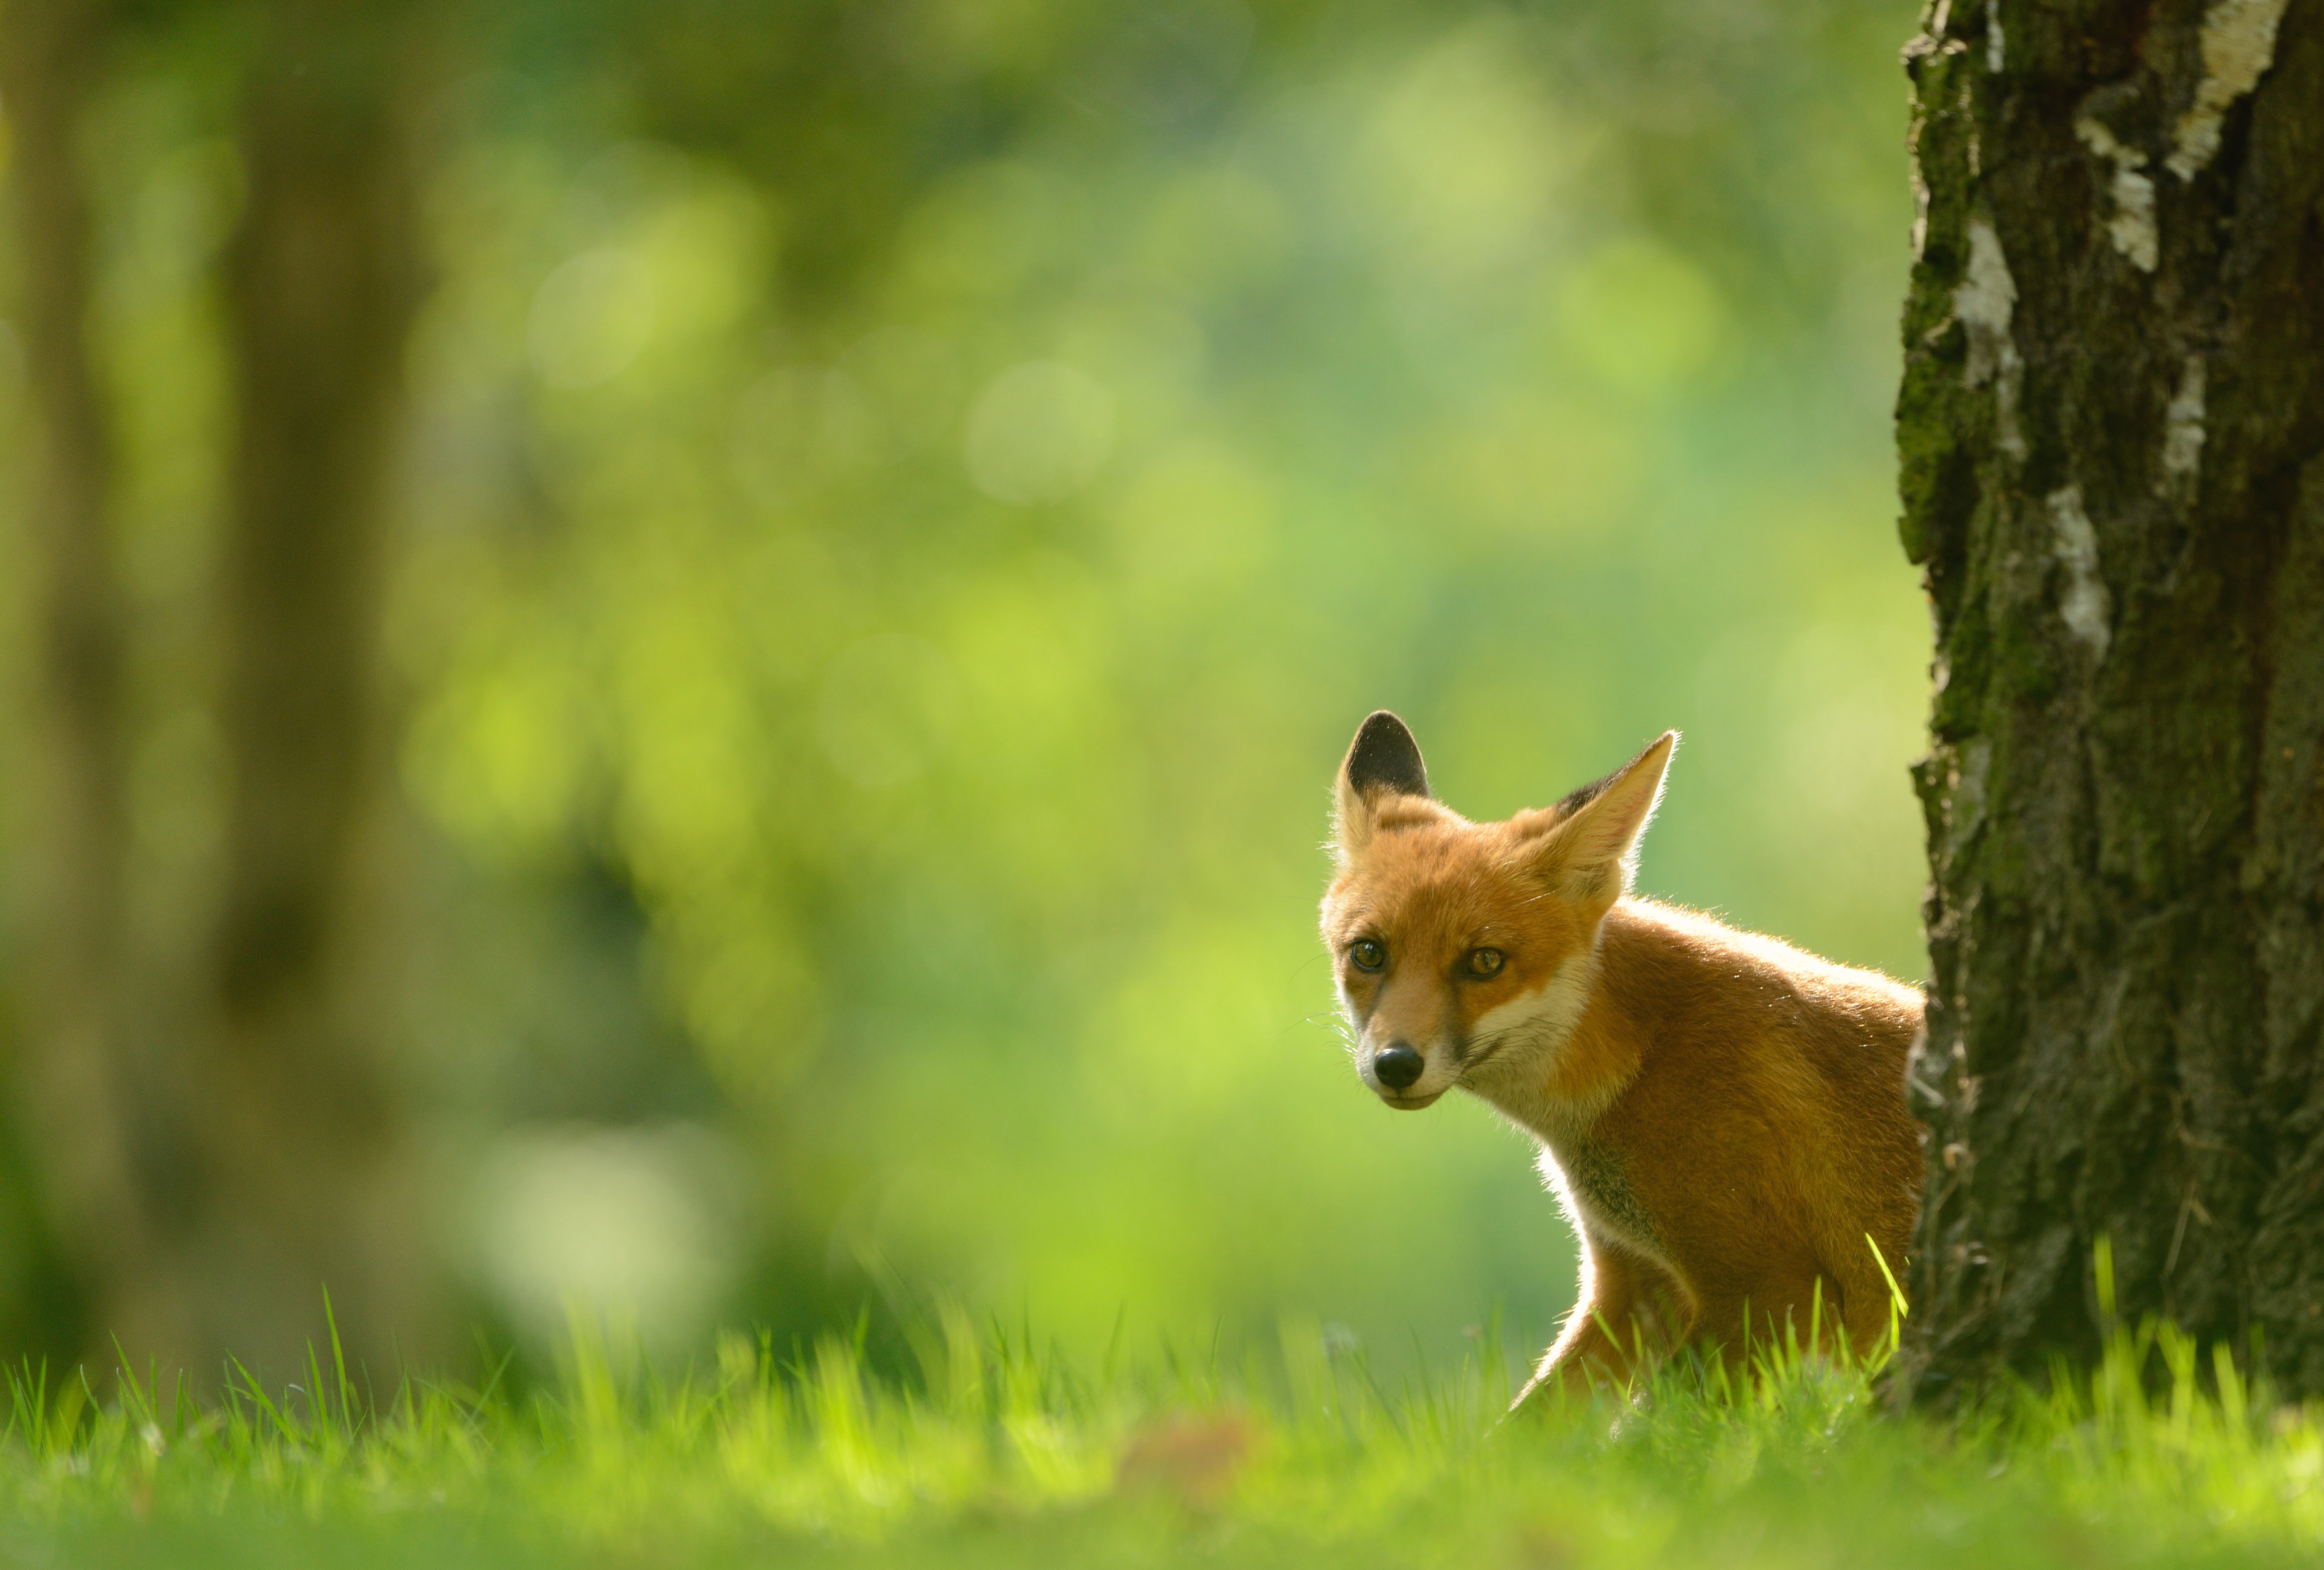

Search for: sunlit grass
xmin=3 ymin=1291 xmax=2322 ymax=1568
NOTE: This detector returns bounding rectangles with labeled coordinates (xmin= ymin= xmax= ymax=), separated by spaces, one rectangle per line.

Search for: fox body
xmin=1318 ymin=712 xmax=1923 ymax=1400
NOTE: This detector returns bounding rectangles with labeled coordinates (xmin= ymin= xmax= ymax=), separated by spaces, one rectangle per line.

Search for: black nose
xmin=1373 ymin=1044 xmax=1425 ymax=1092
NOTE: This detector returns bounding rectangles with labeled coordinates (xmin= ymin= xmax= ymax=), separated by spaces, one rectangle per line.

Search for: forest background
xmin=0 ymin=0 xmax=1925 ymax=1384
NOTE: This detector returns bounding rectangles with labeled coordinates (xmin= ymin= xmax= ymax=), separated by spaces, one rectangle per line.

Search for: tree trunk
xmin=186 ymin=0 xmax=437 ymax=1380
xmin=1896 ymin=0 xmax=2324 ymax=1400
xmin=7 ymin=0 xmax=442 ymax=1382
xmin=0 ymin=0 xmax=194 ymax=1364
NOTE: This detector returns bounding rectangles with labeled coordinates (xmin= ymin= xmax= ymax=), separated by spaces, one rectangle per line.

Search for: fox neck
xmin=1459 ymin=919 xmax=1640 ymax=1146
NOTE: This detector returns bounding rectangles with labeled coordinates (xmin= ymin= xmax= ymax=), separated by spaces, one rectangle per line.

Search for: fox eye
xmin=1349 ymin=939 xmax=1386 ymax=972
xmin=1466 ymin=948 xmax=1505 ymax=979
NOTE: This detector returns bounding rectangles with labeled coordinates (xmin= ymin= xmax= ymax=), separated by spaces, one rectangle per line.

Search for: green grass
xmin=1 ymin=1296 xmax=2320 ymax=1568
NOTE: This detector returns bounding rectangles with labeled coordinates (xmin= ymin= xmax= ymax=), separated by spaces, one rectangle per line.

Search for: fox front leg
xmin=1512 ymin=1242 xmax=1664 ymax=1410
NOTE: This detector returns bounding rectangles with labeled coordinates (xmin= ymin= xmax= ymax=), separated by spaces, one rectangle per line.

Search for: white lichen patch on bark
xmin=2169 ymin=0 xmax=2290 ymax=180
xmin=2162 ymin=355 xmax=2207 ymax=489
xmin=1985 ymin=0 xmax=2005 ymax=72
xmin=2047 ymin=486 xmax=2113 ymax=658
xmin=2075 ymin=118 xmax=2158 ymax=272
xmin=1944 ymin=736 xmax=1993 ymax=863
xmin=1955 ymin=219 xmax=2027 ymax=459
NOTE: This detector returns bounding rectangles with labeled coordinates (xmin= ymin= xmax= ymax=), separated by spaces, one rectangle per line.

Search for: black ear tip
xmin=1344 ymin=710 xmax=1431 ymax=800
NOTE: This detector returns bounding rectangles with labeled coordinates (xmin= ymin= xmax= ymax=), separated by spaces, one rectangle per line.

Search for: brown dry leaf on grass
xmin=1113 ymin=1414 xmax=1256 ymax=1509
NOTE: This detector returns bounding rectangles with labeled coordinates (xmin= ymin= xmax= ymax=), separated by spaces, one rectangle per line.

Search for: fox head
xmin=1318 ymin=712 xmax=1676 ymax=1111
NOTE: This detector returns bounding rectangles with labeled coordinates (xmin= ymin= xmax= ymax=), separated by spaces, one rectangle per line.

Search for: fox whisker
xmin=1458 ymin=1016 xmax=1559 ymax=1077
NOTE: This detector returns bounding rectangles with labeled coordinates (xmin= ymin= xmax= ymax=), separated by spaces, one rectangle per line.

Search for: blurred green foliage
xmin=0 ymin=0 xmax=1924 ymax=1373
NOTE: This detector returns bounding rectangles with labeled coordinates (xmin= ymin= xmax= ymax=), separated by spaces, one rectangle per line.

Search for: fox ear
xmin=1344 ymin=710 xmax=1430 ymax=801
xmin=1531 ymin=731 xmax=1677 ymax=906
xmin=1333 ymin=710 xmax=1430 ymax=860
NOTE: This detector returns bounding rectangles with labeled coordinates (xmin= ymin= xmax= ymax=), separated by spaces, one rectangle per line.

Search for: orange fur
xmin=1318 ymin=714 xmax=1923 ymax=1403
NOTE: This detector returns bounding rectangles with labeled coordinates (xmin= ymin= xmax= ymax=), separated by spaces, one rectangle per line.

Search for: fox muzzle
xmin=1358 ymin=1037 xmax=1450 ymax=1109
xmin=1372 ymin=1043 xmax=1424 ymax=1090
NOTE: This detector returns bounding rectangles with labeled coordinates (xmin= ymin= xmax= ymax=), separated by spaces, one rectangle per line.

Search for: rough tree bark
xmin=191 ymin=0 xmax=439 ymax=1379
xmin=1896 ymin=0 xmax=2324 ymax=1400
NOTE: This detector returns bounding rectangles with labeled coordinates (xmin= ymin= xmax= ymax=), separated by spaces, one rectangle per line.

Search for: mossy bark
xmin=1896 ymin=0 xmax=2324 ymax=1400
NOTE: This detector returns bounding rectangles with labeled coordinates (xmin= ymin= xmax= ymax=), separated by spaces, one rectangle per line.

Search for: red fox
xmin=1318 ymin=712 xmax=1923 ymax=1402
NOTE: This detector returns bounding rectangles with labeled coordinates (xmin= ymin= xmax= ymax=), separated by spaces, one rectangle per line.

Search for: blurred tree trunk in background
xmin=1898 ymin=0 xmax=2324 ymax=1400
xmin=2 ymin=0 xmax=439 ymax=1381
xmin=195 ymin=0 xmax=438 ymax=1379
xmin=0 ymin=0 xmax=184 ymax=1362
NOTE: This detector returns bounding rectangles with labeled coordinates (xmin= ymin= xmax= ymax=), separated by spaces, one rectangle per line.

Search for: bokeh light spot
xmin=962 ymin=361 xmax=1117 ymax=505
xmin=1557 ymin=239 xmax=1730 ymax=394
xmin=468 ymin=1123 xmax=743 ymax=1354
xmin=529 ymin=247 xmax=657 ymax=387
